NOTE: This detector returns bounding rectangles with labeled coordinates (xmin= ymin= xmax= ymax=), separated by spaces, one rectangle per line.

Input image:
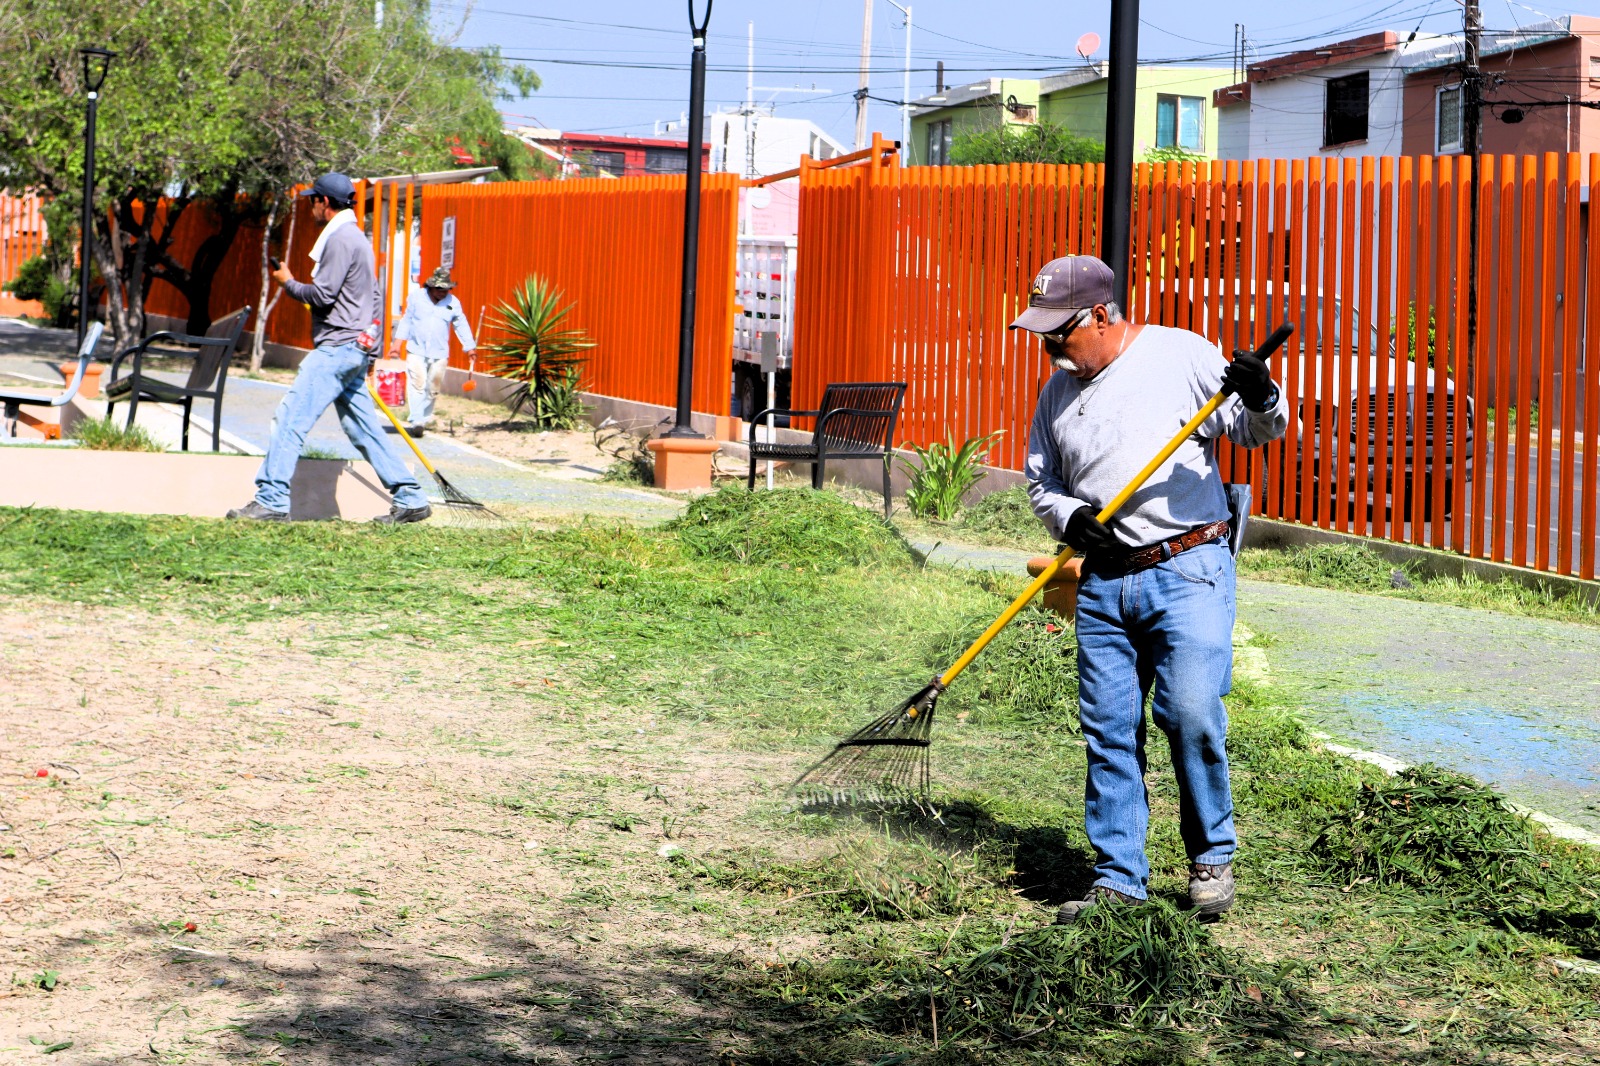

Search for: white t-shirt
xmin=1025 ymin=324 xmax=1288 ymax=548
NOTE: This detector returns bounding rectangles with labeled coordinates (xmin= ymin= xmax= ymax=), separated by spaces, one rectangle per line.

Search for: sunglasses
xmin=1040 ymin=309 xmax=1091 ymax=344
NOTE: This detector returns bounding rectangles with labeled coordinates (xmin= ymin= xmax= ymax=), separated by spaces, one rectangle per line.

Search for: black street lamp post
xmin=1100 ymin=0 xmax=1137 ymax=306
xmin=78 ymin=46 xmax=116 ymax=347
xmin=667 ymin=0 xmax=713 ymax=438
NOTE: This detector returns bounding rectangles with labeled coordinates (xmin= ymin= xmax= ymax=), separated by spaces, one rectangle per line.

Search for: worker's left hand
xmin=1222 ymin=350 xmax=1276 ymax=411
xmin=270 ymin=261 xmax=294 ymax=286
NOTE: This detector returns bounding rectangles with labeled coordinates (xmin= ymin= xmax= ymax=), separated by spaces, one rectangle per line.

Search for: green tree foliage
xmin=948 ymin=121 xmax=1105 ymax=167
xmin=0 ymin=0 xmax=538 ymax=344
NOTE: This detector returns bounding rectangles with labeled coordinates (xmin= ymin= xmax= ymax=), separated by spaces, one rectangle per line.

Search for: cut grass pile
xmin=957 ymin=485 xmax=1048 ymax=547
xmin=1239 ymin=542 xmax=1600 ymax=625
xmin=671 ymin=485 xmax=914 ymax=573
xmin=1310 ymin=765 xmax=1600 ymax=952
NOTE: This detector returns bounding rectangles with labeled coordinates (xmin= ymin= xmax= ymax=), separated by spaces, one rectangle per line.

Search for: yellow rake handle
xmin=366 ymin=377 xmax=439 ymax=477
xmin=937 ymin=323 xmax=1294 ymax=689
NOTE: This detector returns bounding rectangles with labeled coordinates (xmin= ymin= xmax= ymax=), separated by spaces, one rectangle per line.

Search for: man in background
xmin=387 ymin=266 xmax=476 ymax=436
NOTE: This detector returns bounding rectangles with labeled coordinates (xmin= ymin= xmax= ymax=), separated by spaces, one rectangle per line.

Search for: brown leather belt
xmin=1117 ymin=518 xmax=1232 ymax=571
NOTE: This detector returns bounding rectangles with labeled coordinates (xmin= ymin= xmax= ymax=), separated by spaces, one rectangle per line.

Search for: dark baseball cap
xmin=300 ymin=172 xmax=356 ymax=206
xmin=1009 ymin=255 xmax=1116 ymax=333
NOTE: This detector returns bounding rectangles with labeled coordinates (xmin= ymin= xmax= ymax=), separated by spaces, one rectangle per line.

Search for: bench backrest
xmin=185 ymin=307 xmax=250 ymax=391
xmin=815 ymin=382 xmax=907 ymax=454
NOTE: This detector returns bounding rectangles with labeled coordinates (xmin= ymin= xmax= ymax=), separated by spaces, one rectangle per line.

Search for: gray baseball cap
xmin=300 ymin=172 xmax=356 ymax=207
xmin=1009 ymin=255 xmax=1116 ymax=333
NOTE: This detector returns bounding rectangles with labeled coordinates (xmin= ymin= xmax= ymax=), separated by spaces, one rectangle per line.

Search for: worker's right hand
xmin=1064 ymin=506 xmax=1120 ymax=556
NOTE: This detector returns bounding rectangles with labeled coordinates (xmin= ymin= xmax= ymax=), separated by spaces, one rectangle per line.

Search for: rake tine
xmin=787 ymin=679 xmax=943 ymax=807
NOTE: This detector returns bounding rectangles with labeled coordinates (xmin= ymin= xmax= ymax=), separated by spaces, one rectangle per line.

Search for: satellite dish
xmin=1076 ymin=32 xmax=1101 ymax=60
xmin=748 ymin=186 xmax=772 ymax=210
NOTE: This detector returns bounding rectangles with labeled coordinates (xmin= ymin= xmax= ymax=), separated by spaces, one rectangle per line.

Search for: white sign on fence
xmin=440 ymin=216 xmax=456 ymax=270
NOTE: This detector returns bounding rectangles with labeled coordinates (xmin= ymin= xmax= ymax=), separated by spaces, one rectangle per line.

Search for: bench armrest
xmin=746 ymin=408 xmax=819 ymax=444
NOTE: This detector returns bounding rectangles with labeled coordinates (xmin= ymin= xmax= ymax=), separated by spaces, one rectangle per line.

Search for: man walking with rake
xmin=1013 ymin=255 xmax=1286 ymax=921
xmin=227 ymin=172 xmax=432 ymax=525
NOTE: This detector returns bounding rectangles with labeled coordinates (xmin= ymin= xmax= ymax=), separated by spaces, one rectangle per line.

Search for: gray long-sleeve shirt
xmin=1025 ymin=324 xmax=1288 ymax=548
xmin=284 ymin=215 xmax=381 ymax=349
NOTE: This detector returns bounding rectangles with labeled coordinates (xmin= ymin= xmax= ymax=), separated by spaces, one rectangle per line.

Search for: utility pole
xmin=883 ymin=0 xmax=912 ymax=152
xmin=1464 ymin=0 xmax=1482 ymax=370
xmin=1101 ymin=0 xmax=1139 ymax=305
xmin=854 ymin=0 xmax=872 ymax=150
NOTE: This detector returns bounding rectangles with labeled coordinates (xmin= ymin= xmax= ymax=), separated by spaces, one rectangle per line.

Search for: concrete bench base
xmin=0 ymin=448 xmax=391 ymax=521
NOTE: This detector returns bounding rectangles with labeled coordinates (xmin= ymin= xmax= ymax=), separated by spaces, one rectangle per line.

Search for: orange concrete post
xmin=1026 ymin=555 xmax=1084 ymax=620
xmin=646 ymin=436 xmax=720 ymax=490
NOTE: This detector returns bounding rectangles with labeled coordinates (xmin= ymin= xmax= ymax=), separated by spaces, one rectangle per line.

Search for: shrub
xmin=898 ymin=430 xmax=1002 ymax=520
xmin=479 ymin=276 xmax=595 ymax=426
xmin=69 ymin=417 xmax=163 ymax=452
xmin=2 ymin=255 xmax=75 ymax=328
xmin=671 ymin=485 xmax=913 ymax=573
xmin=949 ymin=121 xmax=1105 ymax=166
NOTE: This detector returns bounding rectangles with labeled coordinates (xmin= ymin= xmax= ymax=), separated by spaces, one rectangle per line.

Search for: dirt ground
xmin=0 ymin=607 xmax=808 ymax=1064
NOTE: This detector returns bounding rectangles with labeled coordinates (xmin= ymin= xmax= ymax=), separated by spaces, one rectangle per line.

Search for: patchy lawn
xmin=1 ymin=496 xmax=1596 ymax=1064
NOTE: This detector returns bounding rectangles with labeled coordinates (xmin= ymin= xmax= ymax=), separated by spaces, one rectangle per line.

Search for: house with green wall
xmin=908 ymin=64 xmax=1236 ymax=165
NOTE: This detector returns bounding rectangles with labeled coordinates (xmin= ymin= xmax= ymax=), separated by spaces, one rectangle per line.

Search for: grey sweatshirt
xmin=284 ymin=218 xmax=380 ymax=348
xmin=1025 ymin=324 xmax=1289 ymax=549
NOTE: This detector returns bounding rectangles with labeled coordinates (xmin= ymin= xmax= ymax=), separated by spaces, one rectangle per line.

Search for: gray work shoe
xmin=403 ymin=424 xmax=426 ymax=437
xmin=225 ymin=500 xmax=289 ymax=522
xmin=372 ymin=503 xmax=433 ymax=525
xmin=1189 ymin=862 xmax=1236 ymax=915
xmin=1056 ymin=885 xmax=1141 ymax=924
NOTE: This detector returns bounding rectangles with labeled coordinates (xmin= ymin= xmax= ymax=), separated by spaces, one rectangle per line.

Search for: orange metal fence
xmin=417 ymin=176 xmax=741 ymax=417
xmin=795 ymin=154 xmax=1599 ymax=581
xmin=0 ymin=193 xmax=48 ymax=318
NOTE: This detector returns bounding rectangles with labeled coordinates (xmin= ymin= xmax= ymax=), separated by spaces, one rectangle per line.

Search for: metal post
xmin=77 ymin=48 xmax=116 ymax=347
xmin=668 ymin=1 xmax=714 ymax=438
xmin=854 ymin=0 xmax=872 ymax=150
xmin=1101 ymin=0 xmax=1138 ymax=306
xmin=884 ymin=0 xmax=912 ymax=153
xmin=1464 ymin=0 xmax=1483 ymax=371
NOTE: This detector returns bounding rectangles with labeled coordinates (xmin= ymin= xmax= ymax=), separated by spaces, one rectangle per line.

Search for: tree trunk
xmin=249 ymin=191 xmax=298 ymax=373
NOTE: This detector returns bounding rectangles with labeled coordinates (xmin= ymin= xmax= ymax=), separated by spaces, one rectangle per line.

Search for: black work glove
xmin=1064 ymin=505 xmax=1120 ymax=556
xmin=1222 ymin=350 xmax=1278 ymax=412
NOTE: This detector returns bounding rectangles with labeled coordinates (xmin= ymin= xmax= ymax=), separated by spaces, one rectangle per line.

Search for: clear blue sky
xmin=431 ymin=0 xmax=1596 ymax=147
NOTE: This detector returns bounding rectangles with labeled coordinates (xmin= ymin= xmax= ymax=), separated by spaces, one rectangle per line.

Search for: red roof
xmin=1248 ymin=31 xmax=1399 ymax=84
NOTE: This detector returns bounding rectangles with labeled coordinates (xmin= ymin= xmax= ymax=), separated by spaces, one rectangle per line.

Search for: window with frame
xmin=1155 ymin=94 xmax=1206 ymax=151
xmin=1437 ymin=85 xmax=1464 ymax=153
xmin=927 ymin=119 xmax=953 ymax=165
xmin=645 ymin=147 xmax=689 ymax=174
xmin=579 ymin=149 xmax=627 ymax=175
xmin=1323 ymin=71 xmax=1370 ymax=147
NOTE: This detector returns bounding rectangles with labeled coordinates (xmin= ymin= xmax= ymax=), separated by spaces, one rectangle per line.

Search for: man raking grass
xmin=793 ymin=256 xmax=1291 ymax=924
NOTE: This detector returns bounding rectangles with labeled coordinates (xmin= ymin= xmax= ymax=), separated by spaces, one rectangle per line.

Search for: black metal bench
xmin=104 ymin=307 xmax=251 ymax=452
xmin=746 ymin=382 xmax=907 ymax=518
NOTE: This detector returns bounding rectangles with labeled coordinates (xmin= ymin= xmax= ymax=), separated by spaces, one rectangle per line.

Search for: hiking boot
xmin=372 ymin=503 xmax=433 ymax=525
xmin=225 ymin=500 xmax=289 ymax=522
xmin=1189 ymin=862 xmax=1235 ymax=915
xmin=1055 ymin=885 xmax=1141 ymax=924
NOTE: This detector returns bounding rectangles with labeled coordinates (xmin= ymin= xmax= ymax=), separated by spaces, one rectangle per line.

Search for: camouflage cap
xmin=424 ymin=267 xmax=456 ymax=290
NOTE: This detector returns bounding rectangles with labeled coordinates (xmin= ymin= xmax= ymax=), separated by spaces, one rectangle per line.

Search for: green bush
xmin=949 ymin=121 xmax=1104 ymax=166
xmin=69 ymin=417 xmax=163 ymax=452
xmin=479 ymin=275 xmax=595 ymax=425
xmin=671 ymin=485 xmax=913 ymax=573
xmin=898 ymin=430 xmax=1001 ymax=520
xmin=2 ymin=254 xmax=75 ymax=327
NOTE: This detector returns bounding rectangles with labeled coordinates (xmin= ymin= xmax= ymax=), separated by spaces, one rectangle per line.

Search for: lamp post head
xmin=687 ymin=0 xmax=712 ymax=43
xmin=79 ymin=47 xmax=117 ymax=95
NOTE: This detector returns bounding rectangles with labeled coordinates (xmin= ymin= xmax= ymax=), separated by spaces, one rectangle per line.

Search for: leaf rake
xmin=788 ymin=324 xmax=1295 ymax=807
xmin=366 ymin=379 xmax=500 ymax=524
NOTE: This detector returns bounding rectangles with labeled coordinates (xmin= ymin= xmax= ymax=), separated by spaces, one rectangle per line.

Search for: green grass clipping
xmin=671 ymin=485 xmax=914 ymax=574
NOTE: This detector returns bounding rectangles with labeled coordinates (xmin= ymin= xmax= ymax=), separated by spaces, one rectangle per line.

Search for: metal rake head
xmin=787 ymin=678 xmax=945 ymax=808
xmin=432 ymin=471 xmax=502 ymax=527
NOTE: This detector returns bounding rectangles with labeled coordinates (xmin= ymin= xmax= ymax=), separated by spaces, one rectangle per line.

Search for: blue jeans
xmin=254 ymin=341 xmax=430 ymax=513
xmin=1074 ymin=539 xmax=1237 ymax=900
